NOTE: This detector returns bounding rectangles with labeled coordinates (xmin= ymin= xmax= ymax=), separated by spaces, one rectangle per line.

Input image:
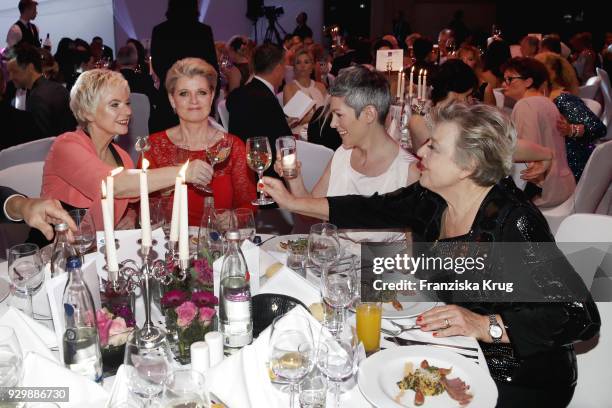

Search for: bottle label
xmin=225 ymin=298 xmax=251 ymax=320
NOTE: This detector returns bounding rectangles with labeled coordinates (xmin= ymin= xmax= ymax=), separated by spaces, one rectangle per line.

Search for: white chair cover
xmin=0 ymin=137 xmax=55 ymax=171
xmin=578 ymin=77 xmax=601 ymax=100
xmin=296 ymin=140 xmax=334 ymax=191
xmin=581 ymin=98 xmax=602 ymax=118
xmin=542 ymin=140 xmax=612 ymax=234
xmin=218 ymin=99 xmax=229 ymax=131
xmin=116 ymin=93 xmax=150 ymax=164
xmin=596 ymin=68 xmax=612 ymax=128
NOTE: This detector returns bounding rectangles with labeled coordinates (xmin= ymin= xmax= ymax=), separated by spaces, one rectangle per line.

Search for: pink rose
xmin=107 ymin=317 xmax=133 ymax=347
xmin=96 ymin=309 xmax=113 ymax=347
xmin=162 ymin=289 xmax=188 ymax=308
xmin=193 ymin=258 xmax=214 ymax=284
xmin=176 ymin=301 xmax=198 ymax=328
xmin=191 ymin=291 xmax=218 ymax=307
xmin=198 ymin=307 xmax=216 ymax=325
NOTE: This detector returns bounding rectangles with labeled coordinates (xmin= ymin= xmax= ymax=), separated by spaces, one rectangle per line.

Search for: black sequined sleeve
xmin=498 ymin=206 xmax=601 ymax=358
xmin=555 ymin=93 xmax=607 ymax=143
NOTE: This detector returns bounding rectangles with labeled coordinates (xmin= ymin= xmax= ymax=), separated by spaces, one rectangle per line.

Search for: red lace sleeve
xmin=228 ymin=135 xmax=257 ymax=210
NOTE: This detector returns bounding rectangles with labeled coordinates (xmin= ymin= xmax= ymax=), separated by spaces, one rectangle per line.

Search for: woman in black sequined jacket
xmin=263 ymin=102 xmax=600 ymax=407
xmin=536 ymin=52 xmax=607 ymax=181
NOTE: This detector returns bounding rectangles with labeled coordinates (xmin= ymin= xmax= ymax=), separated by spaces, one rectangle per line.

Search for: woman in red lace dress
xmin=143 ymin=58 xmax=256 ymax=226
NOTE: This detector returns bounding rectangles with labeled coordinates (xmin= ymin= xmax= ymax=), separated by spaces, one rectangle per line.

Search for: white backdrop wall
xmin=0 ymin=0 xmax=114 ymax=53
xmin=113 ymin=0 xmax=323 ymax=53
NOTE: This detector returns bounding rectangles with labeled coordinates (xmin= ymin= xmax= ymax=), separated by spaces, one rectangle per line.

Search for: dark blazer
xmin=150 ymin=20 xmax=219 ymax=132
xmin=120 ymin=69 xmax=159 ymax=110
xmin=27 ymin=76 xmax=77 ymax=139
xmin=0 ymin=102 xmax=37 ymax=150
xmin=226 ymin=78 xmax=291 ymax=176
xmin=0 ymin=186 xmax=21 ymax=223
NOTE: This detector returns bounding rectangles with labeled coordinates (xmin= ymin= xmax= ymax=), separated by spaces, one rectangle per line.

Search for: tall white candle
xmin=417 ymin=69 xmax=423 ymax=100
xmin=170 ymin=161 xmax=189 ymax=242
xmin=106 ymin=167 xmax=123 ymax=227
xmin=422 ymin=70 xmax=428 ymax=101
xmin=399 ymin=71 xmax=405 ymax=101
xmin=179 ymin=183 xmax=189 ymax=261
xmin=396 ymin=69 xmax=403 ymax=98
xmin=101 ymin=181 xmax=119 ymax=274
xmin=408 ymin=66 xmax=415 ymax=99
xmin=140 ymin=159 xmax=152 ymax=247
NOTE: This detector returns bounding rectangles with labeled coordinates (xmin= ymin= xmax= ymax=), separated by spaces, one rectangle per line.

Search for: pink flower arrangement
xmin=176 ymin=301 xmax=198 ymax=328
xmin=96 ymin=307 xmax=134 ymax=348
xmin=192 ymin=258 xmax=214 ymax=287
xmin=161 ymin=289 xmax=189 ymax=308
xmin=191 ymin=291 xmax=218 ymax=308
xmin=198 ymin=307 xmax=216 ymax=325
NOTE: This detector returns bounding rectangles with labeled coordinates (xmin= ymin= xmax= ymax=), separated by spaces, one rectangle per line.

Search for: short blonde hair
xmin=70 ymin=69 xmax=129 ymax=128
xmin=165 ymin=58 xmax=218 ymax=95
xmin=432 ymin=102 xmax=517 ymax=186
xmin=535 ymin=51 xmax=579 ymax=95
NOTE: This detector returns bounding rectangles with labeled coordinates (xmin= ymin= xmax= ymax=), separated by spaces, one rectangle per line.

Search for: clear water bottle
xmin=62 ymin=256 xmax=103 ymax=383
xmin=50 ymin=223 xmax=77 ymax=278
xmin=219 ymin=230 xmax=252 ymax=348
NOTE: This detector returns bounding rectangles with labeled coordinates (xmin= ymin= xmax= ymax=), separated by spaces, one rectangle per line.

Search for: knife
xmin=384 ymin=336 xmax=479 ymax=353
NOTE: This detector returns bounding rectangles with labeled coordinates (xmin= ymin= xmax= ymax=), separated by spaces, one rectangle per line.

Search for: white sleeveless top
xmin=327 ymin=145 xmax=416 ymax=249
xmin=293 ymin=79 xmax=326 ymax=108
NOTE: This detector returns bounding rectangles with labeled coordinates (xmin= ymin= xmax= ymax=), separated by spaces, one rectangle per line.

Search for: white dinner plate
xmin=380 ymin=301 xmax=438 ymax=319
xmin=358 ymin=346 xmax=498 ymax=408
xmin=260 ymin=234 xmax=308 ymax=253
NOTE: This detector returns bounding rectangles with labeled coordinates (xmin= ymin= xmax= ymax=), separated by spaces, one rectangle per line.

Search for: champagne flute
xmin=8 ymin=243 xmax=44 ymax=319
xmin=69 ymin=209 xmax=95 ymax=259
xmin=0 ymin=326 xmax=23 ymax=388
xmin=246 ymin=137 xmax=274 ymax=206
xmin=124 ymin=331 xmax=173 ymax=407
xmin=268 ymin=315 xmax=314 ymax=408
xmin=234 ymin=208 xmax=256 ymax=243
xmin=201 ymin=133 xmax=234 ymax=193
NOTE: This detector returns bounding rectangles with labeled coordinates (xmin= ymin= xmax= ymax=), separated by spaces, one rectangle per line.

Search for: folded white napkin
xmin=0 ymin=306 xmax=57 ymax=361
xmin=259 ymin=265 xmax=320 ymax=307
xmin=22 ymin=351 xmax=108 ymax=408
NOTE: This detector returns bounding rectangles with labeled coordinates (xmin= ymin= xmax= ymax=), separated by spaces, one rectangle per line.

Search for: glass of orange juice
xmin=356 ymin=302 xmax=382 ymax=355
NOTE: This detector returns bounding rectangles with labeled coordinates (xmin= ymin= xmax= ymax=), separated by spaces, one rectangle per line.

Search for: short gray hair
xmin=432 ymin=102 xmax=517 ymax=186
xmin=70 ymin=69 xmax=129 ymax=128
xmin=329 ymin=65 xmax=391 ymax=124
xmin=165 ymin=57 xmax=218 ymax=95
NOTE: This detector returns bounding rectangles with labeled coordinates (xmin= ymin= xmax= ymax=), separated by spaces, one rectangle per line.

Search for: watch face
xmin=490 ymin=325 xmax=503 ymax=339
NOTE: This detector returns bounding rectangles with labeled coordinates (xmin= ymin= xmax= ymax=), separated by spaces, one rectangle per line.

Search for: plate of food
xmin=260 ymin=234 xmax=309 ymax=253
xmin=358 ymin=346 xmax=497 ymax=407
xmin=380 ymin=301 xmax=438 ymax=319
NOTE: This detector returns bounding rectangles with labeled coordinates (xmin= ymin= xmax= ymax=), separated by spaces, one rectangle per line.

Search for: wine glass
xmin=124 ymin=331 xmax=173 ymax=407
xmin=316 ymin=326 xmax=357 ymax=408
xmin=320 ymin=257 xmax=357 ymax=336
xmin=0 ymin=326 xmax=23 ymax=388
xmin=246 ymin=137 xmax=274 ymax=206
xmin=173 ymin=143 xmax=191 ymax=167
xmin=69 ymin=209 xmax=95 ymax=258
xmin=268 ymin=315 xmax=314 ymax=408
xmin=163 ymin=368 xmax=210 ymax=407
xmin=8 ymin=243 xmax=44 ymax=319
xmin=200 ymin=133 xmax=234 ymax=193
xmin=234 ymin=208 xmax=255 ymax=243
xmin=209 ymin=209 xmax=236 ymax=256
xmin=308 ymin=223 xmax=340 ymax=278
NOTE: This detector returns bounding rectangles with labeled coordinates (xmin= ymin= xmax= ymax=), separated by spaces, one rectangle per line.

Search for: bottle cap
xmin=66 ymin=256 xmax=82 ymax=269
xmin=225 ymin=230 xmax=240 ymax=241
xmin=54 ymin=223 xmax=69 ymax=232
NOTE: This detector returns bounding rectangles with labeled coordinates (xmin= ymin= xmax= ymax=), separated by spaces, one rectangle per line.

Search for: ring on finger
xmin=443 ymin=318 xmax=451 ymax=329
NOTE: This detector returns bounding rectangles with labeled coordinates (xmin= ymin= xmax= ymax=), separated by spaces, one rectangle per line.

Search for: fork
xmin=381 ymin=324 xmax=420 ymax=337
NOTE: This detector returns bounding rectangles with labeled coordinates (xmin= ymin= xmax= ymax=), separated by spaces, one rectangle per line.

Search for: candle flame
xmin=101 ymin=180 xmax=107 ymax=198
xmin=110 ymin=166 xmax=123 ymax=177
xmin=424 ymin=70 xmax=428 ymax=76
xmin=142 ymin=159 xmax=149 ymax=171
xmin=419 ymin=69 xmax=423 ymax=75
xmin=411 ymin=66 xmax=415 ymax=73
xmin=179 ymin=160 xmax=189 ymax=181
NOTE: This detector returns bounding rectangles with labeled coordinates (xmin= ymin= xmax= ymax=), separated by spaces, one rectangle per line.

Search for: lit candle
xmin=409 ymin=66 xmax=415 ymax=99
xmin=417 ymin=69 xmax=423 ymax=100
xmin=170 ymin=161 xmax=189 ymax=242
xmin=140 ymin=159 xmax=152 ymax=248
xmin=179 ymin=183 xmax=189 ymax=261
xmin=422 ymin=70 xmax=428 ymax=100
xmin=101 ymin=181 xmax=119 ymax=275
xmin=106 ymin=167 xmax=123 ymax=227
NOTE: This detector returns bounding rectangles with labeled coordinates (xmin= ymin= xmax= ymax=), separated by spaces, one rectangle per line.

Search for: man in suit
xmin=150 ymin=0 xmax=219 ymax=132
xmin=227 ymin=43 xmax=292 ymax=176
xmin=116 ymin=45 xmax=158 ymax=111
xmin=5 ymin=44 xmax=76 ymax=145
xmin=1 ymin=186 xmax=75 ymax=240
xmin=5 ymin=0 xmax=41 ymax=48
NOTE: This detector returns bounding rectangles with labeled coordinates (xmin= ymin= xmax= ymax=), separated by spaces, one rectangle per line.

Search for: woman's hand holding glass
xmin=184 ymin=159 xmax=214 ymax=188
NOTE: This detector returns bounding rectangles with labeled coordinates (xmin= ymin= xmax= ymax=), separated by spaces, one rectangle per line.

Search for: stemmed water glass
xmin=163 ymin=368 xmax=210 ymax=407
xmin=8 ymin=243 xmax=44 ymax=319
xmin=234 ymin=208 xmax=256 ymax=243
xmin=320 ymin=257 xmax=357 ymax=336
xmin=124 ymin=330 xmax=174 ymax=407
xmin=69 ymin=209 xmax=96 ymax=259
xmin=0 ymin=326 xmax=23 ymax=389
xmin=308 ymin=223 xmax=341 ymax=277
xmin=268 ymin=315 xmax=315 ymax=408
xmin=201 ymin=133 xmax=233 ymax=193
xmin=246 ymin=137 xmax=274 ymax=206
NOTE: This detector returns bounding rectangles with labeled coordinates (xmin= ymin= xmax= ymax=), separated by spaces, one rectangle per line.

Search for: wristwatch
xmin=488 ymin=314 xmax=503 ymax=343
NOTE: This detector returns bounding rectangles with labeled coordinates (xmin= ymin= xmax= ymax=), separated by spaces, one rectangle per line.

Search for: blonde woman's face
xmin=170 ymin=75 xmax=213 ymax=124
xmin=89 ymin=84 xmax=131 ymax=137
xmin=460 ymin=51 xmax=477 ymax=69
xmin=294 ymin=54 xmax=313 ymax=78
